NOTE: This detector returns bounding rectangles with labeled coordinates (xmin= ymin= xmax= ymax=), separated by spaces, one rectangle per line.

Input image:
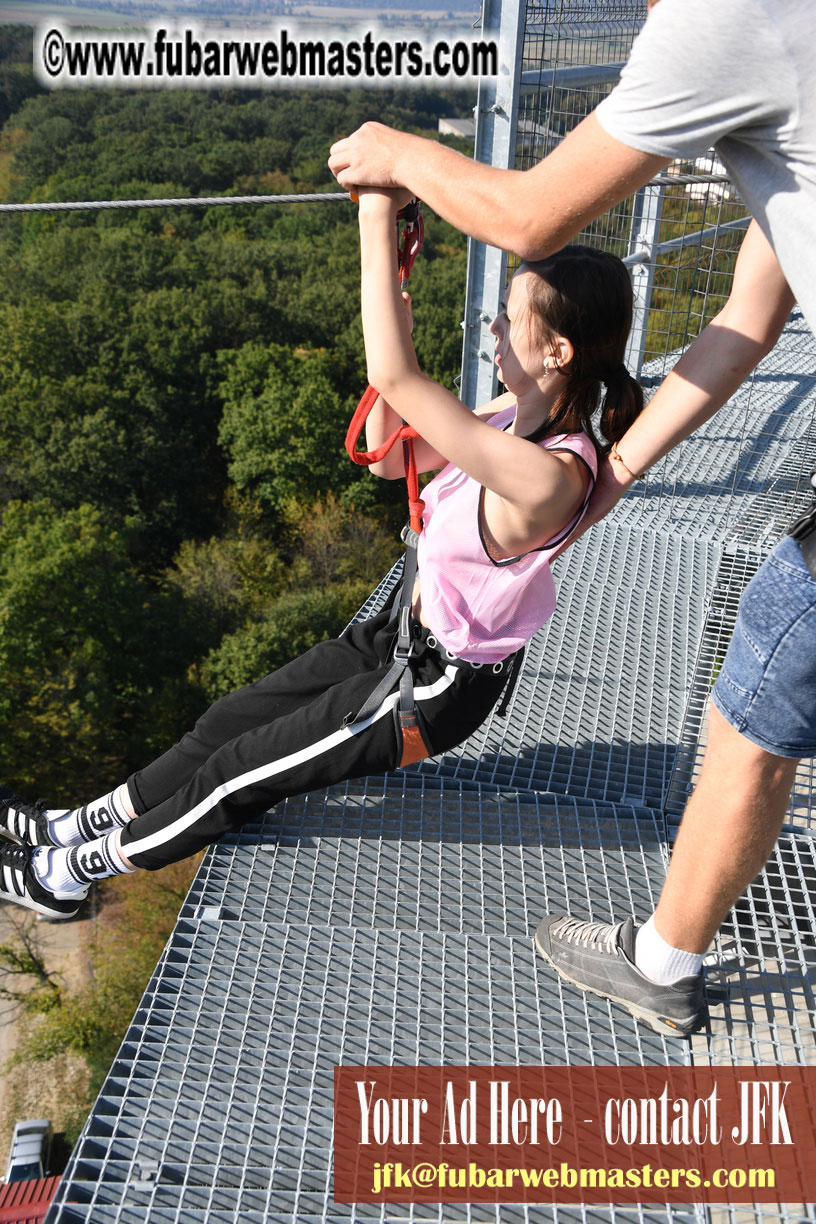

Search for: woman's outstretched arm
xmin=357 ymin=190 xmax=583 ymax=536
xmin=362 ymin=292 xmax=449 ymax=479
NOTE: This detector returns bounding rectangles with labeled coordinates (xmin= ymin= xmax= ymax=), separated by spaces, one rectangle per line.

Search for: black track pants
xmin=122 ymin=600 xmax=508 ymax=870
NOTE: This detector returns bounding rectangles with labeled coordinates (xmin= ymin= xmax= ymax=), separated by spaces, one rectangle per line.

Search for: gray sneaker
xmin=534 ymin=914 xmax=707 ymax=1038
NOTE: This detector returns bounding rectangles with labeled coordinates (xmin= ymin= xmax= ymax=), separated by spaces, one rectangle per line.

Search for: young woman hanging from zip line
xmin=0 ymin=187 xmax=644 ymax=918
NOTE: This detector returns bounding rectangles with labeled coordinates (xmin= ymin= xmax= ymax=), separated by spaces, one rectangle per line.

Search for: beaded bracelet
xmin=610 ymin=444 xmax=646 ymax=481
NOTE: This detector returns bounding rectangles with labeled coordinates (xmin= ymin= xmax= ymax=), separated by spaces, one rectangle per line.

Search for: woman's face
xmin=489 ymin=270 xmax=552 ymax=393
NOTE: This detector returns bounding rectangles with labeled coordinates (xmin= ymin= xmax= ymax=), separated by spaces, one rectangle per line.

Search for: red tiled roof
xmin=0 ymin=1177 xmax=61 ymax=1224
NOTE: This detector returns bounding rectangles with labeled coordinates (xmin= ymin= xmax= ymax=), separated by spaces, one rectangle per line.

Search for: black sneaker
xmin=0 ymin=786 xmax=61 ymax=847
xmin=535 ymin=914 xmax=707 ymax=1038
xmin=0 ymin=842 xmax=88 ymax=920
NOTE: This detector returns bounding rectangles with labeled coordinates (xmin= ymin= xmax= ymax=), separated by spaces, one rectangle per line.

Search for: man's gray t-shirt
xmin=596 ymin=0 xmax=816 ymax=335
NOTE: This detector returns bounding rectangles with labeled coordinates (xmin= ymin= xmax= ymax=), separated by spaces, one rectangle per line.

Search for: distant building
xmin=516 ymin=118 xmax=562 ymax=158
xmin=437 ymin=115 xmax=563 ymax=159
xmin=685 ymin=153 xmax=733 ymax=202
xmin=438 ymin=117 xmax=475 ymax=140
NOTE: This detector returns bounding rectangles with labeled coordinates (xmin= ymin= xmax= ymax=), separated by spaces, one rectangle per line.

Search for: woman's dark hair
xmin=520 ymin=245 xmax=644 ymax=454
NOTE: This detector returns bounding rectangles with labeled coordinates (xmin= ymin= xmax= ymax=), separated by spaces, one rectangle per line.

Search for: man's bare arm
xmin=565 ymin=221 xmax=796 ymax=545
xmin=328 ymin=114 xmax=668 ymax=260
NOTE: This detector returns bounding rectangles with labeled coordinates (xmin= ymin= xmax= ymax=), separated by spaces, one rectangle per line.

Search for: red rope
xmin=345 ymin=202 xmax=426 ymax=535
xmin=344 ymin=387 xmax=425 ymax=534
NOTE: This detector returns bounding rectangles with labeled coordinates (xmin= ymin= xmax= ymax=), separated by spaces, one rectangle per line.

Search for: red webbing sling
xmin=343 ymin=200 xmax=429 ymax=766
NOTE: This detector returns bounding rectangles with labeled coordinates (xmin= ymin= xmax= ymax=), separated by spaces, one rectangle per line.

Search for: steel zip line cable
xmin=0 ymin=191 xmax=351 ymax=213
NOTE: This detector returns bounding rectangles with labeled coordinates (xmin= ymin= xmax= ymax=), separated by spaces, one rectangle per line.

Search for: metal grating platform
xmin=611 ymin=310 xmax=816 ymax=544
xmin=176 ymin=781 xmax=670 ymax=937
xmin=418 ymin=523 xmax=721 ymax=808
xmin=48 ymin=781 xmax=694 ymax=1224
xmin=663 ymin=548 xmax=764 ymax=827
xmin=691 ymin=830 xmax=816 ymax=1067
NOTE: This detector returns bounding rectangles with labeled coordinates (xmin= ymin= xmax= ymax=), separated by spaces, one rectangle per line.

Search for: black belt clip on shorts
xmin=790 ymin=469 xmax=816 ymax=580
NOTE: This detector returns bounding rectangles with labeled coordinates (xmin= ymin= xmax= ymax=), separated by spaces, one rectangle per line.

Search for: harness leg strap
xmin=343 ymin=528 xmax=431 ymax=767
xmin=397 ymin=659 xmax=429 ymax=767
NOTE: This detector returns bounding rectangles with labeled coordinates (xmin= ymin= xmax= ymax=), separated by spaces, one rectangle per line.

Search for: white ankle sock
xmin=33 ymin=847 xmax=84 ymax=896
xmin=635 ymin=915 xmax=703 ymax=985
xmin=49 ymin=785 xmax=132 ymax=848
xmin=33 ymin=829 xmax=135 ymax=896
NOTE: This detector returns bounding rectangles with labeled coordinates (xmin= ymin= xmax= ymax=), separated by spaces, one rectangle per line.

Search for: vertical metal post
xmin=624 ymin=182 xmax=665 ymax=379
xmin=459 ymin=0 xmax=526 ymax=409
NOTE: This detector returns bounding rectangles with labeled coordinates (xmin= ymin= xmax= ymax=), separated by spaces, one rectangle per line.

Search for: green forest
xmin=0 ymin=25 xmax=471 ymax=804
xmin=0 ymin=24 xmax=472 ymax=1147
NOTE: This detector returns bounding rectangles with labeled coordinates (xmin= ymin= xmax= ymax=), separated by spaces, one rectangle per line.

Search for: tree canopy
xmin=0 ymin=27 xmax=471 ymax=796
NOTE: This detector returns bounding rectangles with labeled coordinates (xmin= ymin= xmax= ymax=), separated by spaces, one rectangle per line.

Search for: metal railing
xmin=460 ymin=0 xmax=757 ymax=402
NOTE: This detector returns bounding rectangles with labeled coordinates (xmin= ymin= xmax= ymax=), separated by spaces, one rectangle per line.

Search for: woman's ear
xmin=550 ymin=333 xmax=574 ymax=372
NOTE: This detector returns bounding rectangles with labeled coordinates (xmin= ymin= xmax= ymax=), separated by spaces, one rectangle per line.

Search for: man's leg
xmin=536 ymin=534 xmax=816 ymax=1036
xmin=652 ymin=704 xmax=799 ymax=954
xmin=534 ymin=711 xmax=798 ymax=1037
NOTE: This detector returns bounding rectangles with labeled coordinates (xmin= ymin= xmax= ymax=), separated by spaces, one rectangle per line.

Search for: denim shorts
xmin=712 ymin=534 xmax=816 ymax=758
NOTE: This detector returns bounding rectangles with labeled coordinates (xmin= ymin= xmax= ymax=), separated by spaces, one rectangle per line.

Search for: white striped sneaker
xmin=0 ymin=786 xmax=62 ymax=847
xmin=0 ymin=842 xmax=88 ymax=920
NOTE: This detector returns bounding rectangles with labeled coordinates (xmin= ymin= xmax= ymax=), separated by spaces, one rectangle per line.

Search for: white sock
xmin=635 ymin=915 xmax=703 ymax=985
xmin=33 ymin=829 xmax=135 ymax=896
xmin=49 ymin=785 xmax=132 ymax=848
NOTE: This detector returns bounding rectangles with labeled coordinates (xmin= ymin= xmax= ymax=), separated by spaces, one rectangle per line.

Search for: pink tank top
xmin=416 ymin=405 xmax=598 ymax=663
